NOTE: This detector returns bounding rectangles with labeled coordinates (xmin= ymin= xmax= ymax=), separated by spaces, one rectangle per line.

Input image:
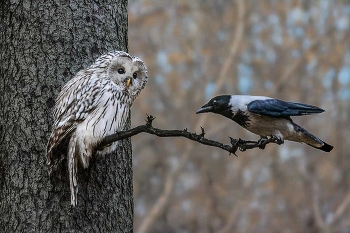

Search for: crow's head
xmin=196 ymin=95 xmax=232 ymax=114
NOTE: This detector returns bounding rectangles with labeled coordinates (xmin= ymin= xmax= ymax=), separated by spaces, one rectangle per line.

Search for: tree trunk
xmin=0 ymin=0 xmax=133 ymax=232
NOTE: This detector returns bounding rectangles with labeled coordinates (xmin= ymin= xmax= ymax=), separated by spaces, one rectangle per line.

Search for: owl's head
xmin=93 ymin=51 xmax=148 ymax=101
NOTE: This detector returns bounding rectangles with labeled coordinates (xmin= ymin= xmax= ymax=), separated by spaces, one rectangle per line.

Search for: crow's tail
xmin=293 ymin=123 xmax=333 ymax=152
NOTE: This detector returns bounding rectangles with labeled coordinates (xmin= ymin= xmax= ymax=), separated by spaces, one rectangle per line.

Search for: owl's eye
xmin=117 ymin=68 xmax=125 ymax=74
xmin=133 ymin=72 xmax=138 ymax=79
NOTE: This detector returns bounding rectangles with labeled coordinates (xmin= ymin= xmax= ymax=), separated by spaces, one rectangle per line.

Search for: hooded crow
xmin=197 ymin=95 xmax=333 ymax=152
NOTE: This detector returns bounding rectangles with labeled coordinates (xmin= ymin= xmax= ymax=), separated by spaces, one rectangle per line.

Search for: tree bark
xmin=0 ymin=0 xmax=132 ymax=232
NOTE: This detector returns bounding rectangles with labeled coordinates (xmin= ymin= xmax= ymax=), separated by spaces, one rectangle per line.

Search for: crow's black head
xmin=196 ymin=95 xmax=231 ymax=114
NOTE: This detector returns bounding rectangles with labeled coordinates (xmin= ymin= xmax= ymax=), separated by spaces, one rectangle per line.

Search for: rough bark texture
xmin=0 ymin=0 xmax=133 ymax=232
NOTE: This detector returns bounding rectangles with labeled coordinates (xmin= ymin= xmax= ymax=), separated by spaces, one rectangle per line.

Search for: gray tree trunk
xmin=0 ymin=1 xmax=133 ymax=232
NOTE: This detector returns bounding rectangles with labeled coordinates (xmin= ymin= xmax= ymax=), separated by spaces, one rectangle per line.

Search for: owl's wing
xmin=46 ymin=70 xmax=103 ymax=170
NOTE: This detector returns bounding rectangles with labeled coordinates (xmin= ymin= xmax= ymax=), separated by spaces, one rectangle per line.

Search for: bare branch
xmin=329 ymin=192 xmax=350 ymax=226
xmin=217 ymin=201 xmax=247 ymax=233
xmin=312 ymin=181 xmax=327 ymax=230
xmin=96 ymin=115 xmax=279 ymax=156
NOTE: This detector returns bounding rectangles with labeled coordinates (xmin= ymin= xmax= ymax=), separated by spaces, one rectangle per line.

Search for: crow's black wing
xmin=247 ymin=99 xmax=324 ymax=117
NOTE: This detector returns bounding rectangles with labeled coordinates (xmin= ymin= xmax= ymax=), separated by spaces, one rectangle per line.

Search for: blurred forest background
xmin=128 ymin=0 xmax=350 ymax=232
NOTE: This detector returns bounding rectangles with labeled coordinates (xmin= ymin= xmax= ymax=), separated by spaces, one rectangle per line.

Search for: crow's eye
xmin=117 ymin=68 xmax=125 ymax=74
xmin=212 ymin=100 xmax=217 ymax=105
xmin=133 ymin=72 xmax=137 ymax=79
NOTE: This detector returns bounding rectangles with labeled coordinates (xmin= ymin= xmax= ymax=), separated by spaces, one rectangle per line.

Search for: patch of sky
xmin=238 ymin=63 xmax=253 ymax=78
xmin=217 ymin=29 xmax=228 ymax=42
xmin=257 ymin=167 xmax=270 ymax=184
xmin=302 ymin=38 xmax=311 ymax=50
xmin=181 ymin=16 xmax=197 ymax=37
xmin=241 ymin=51 xmax=252 ymax=63
xmin=286 ymin=7 xmax=308 ymax=38
xmin=155 ymin=74 xmax=164 ymax=85
xmin=346 ymin=52 xmax=350 ymax=63
xmin=177 ymin=63 xmax=187 ymax=73
xmin=338 ymin=66 xmax=350 ymax=85
xmin=268 ymin=14 xmax=281 ymax=47
xmin=192 ymin=69 xmax=200 ymax=80
xmin=277 ymin=197 xmax=286 ymax=212
xmin=266 ymin=49 xmax=277 ymax=64
xmin=154 ymin=100 xmax=164 ymax=112
xmin=315 ymin=0 xmax=329 ymax=34
xmin=320 ymin=44 xmax=328 ymax=53
xmin=168 ymin=156 xmax=179 ymax=170
xmin=306 ymin=57 xmax=318 ymax=74
xmin=254 ymin=38 xmax=265 ymax=52
xmin=191 ymin=50 xmax=203 ymax=80
xmin=205 ymin=82 xmax=216 ymax=100
xmin=182 ymin=80 xmax=191 ymax=90
xmin=271 ymin=28 xmax=283 ymax=46
xmin=335 ymin=15 xmax=349 ymax=31
xmin=287 ymin=27 xmax=305 ymax=39
xmin=135 ymin=199 xmax=146 ymax=216
xmin=157 ymin=50 xmax=172 ymax=73
xmin=325 ymin=213 xmax=334 ymax=226
xmin=337 ymin=88 xmax=350 ymax=100
xmin=177 ymin=173 xmax=199 ymax=194
xmin=150 ymin=176 xmax=160 ymax=186
xmin=278 ymin=143 xmax=303 ymax=162
xmin=322 ymin=68 xmax=336 ymax=89
xmin=295 ymin=27 xmax=305 ymax=38
xmin=268 ymin=14 xmax=279 ymax=26
xmin=344 ymin=5 xmax=350 ymax=14
xmin=253 ymin=38 xmax=265 ymax=60
xmin=250 ymin=200 xmax=259 ymax=209
xmin=291 ymin=49 xmax=301 ymax=58
xmin=251 ymin=21 xmax=264 ymax=35
xmin=320 ymin=0 xmax=330 ymax=12
xmin=288 ymin=7 xmax=308 ymax=25
xmin=238 ymin=63 xmax=253 ymax=94
xmin=265 ymin=80 xmax=273 ymax=90
xmin=323 ymin=91 xmax=334 ymax=101
xmin=243 ymin=168 xmax=251 ymax=188
xmin=181 ymin=200 xmax=192 ymax=211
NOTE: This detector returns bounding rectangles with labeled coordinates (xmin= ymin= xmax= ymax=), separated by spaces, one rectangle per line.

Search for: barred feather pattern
xmin=46 ymin=51 xmax=148 ymax=206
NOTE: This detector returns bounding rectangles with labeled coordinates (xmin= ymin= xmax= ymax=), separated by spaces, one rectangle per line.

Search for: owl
xmin=46 ymin=51 xmax=148 ymax=206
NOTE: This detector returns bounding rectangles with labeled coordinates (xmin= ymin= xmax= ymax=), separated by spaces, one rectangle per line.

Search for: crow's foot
xmin=271 ymin=135 xmax=284 ymax=145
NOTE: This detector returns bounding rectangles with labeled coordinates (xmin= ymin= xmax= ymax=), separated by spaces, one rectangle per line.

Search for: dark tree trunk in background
xmin=0 ymin=1 xmax=133 ymax=232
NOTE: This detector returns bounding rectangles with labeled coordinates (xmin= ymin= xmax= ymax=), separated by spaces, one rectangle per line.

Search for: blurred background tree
xmin=129 ymin=0 xmax=350 ymax=232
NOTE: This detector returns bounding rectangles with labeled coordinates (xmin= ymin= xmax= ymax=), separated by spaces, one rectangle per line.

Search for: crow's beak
xmin=196 ymin=104 xmax=213 ymax=114
xmin=125 ymin=77 xmax=132 ymax=87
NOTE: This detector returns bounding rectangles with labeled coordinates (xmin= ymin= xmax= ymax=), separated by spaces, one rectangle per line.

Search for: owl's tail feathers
xmin=46 ymin=152 xmax=65 ymax=174
xmin=46 ymin=120 xmax=77 ymax=173
xmin=46 ymin=137 xmax=61 ymax=173
xmin=46 ymin=128 xmax=73 ymax=173
xmin=68 ymin=132 xmax=78 ymax=207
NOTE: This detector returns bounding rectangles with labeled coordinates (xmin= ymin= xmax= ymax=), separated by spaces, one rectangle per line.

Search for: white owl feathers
xmin=46 ymin=51 xmax=148 ymax=206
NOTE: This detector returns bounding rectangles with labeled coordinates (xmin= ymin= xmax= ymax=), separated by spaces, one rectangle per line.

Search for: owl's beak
xmin=125 ymin=77 xmax=132 ymax=87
